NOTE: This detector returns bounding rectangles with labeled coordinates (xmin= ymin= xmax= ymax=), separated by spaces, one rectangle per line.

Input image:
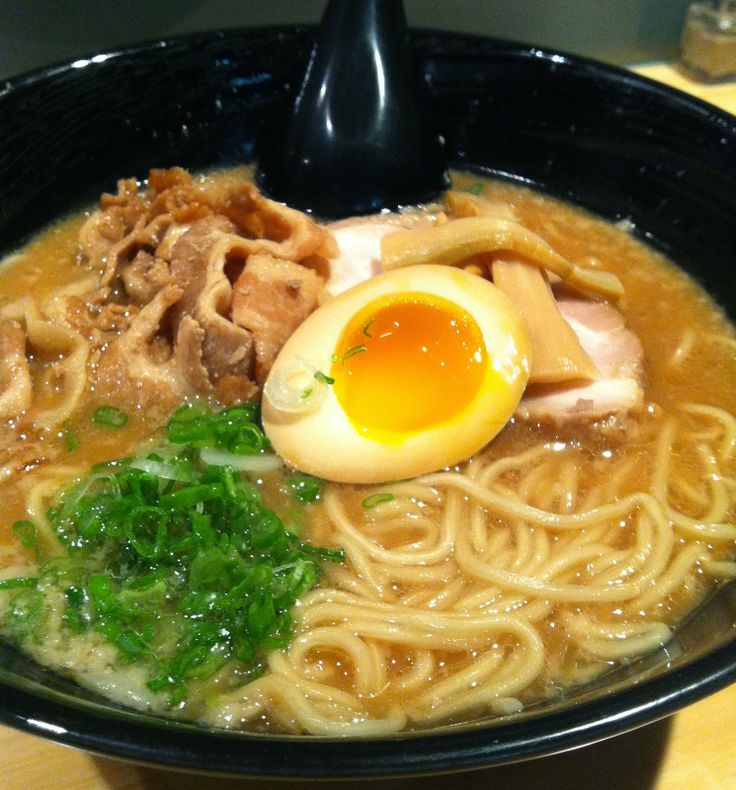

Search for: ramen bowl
xmin=0 ymin=27 xmax=735 ymax=778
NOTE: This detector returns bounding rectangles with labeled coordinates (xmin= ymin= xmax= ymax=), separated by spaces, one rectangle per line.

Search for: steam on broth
xmin=0 ymin=167 xmax=735 ymax=735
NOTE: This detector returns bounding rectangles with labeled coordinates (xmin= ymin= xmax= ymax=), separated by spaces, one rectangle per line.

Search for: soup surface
xmin=0 ymin=168 xmax=734 ymax=735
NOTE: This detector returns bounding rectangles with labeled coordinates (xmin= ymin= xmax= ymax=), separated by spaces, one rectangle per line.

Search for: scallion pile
xmin=2 ymin=403 xmax=341 ymax=705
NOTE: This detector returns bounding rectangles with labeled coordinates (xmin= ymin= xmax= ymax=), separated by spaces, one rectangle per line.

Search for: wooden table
xmin=1 ymin=64 xmax=735 ymax=790
xmin=632 ymin=62 xmax=736 ymax=116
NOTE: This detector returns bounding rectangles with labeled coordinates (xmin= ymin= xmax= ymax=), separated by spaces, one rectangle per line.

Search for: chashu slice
xmin=516 ymin=298 xmax=645 ymax=422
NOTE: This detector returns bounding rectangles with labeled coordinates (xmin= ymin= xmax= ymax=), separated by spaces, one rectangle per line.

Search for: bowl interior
xmin=0 ymin=27 xmax=735 ymax=778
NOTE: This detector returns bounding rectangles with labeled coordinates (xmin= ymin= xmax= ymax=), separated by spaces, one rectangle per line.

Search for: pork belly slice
xmin=0 ymin=320 xmax=31 ymax=419
xmin=231 ymin=253 xmax=324 ymax=385
xmin=169 ymin=213 xmax=329 ymax=402
xmin=95 ymin=284 xmax=187 ymax=418
xmin=327 ymin=221 xmax=396 ymax=296
xmin=516 ymin=299 xmax=645 ymax=422
xmin=168 ymin=216 xmax=260 ymax=404
xmin=327 ymin=213 xmax=443 ymax=296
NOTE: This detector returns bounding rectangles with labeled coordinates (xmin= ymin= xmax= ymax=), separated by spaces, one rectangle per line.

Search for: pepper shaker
xmin=681 ymin=0 xmax=736 ymax=81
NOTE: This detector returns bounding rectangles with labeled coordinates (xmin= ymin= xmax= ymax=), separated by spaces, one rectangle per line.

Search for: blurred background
xmin=0 ymin=0 xmax=693 ymax=80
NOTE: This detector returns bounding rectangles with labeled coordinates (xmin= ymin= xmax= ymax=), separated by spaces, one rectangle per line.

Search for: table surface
xmin=632 ymin=62 xmax=736 ymax=116
xmin=1 ymin=64 xmax=735 ymax=790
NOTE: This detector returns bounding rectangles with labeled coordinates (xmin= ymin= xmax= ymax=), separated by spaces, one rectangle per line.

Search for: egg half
xmin=262 ymin=264 xmax=531 ymax=483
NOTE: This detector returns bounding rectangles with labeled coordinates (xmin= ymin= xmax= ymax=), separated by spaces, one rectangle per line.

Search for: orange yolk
xmin=332 ymin=293 xmax=487 ymax=435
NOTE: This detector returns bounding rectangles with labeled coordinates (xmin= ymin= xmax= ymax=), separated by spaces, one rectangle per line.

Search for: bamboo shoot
xmin=380 ymin=216 xmax=624 ymax=302
xmin=492 ymin=257 xmax=599 ymax=384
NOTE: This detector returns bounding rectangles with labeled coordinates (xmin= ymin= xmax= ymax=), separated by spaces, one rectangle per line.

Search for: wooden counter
xmin=1 ymin=64 xmax=735 ymax=790
xmin=632 ymin=62 xmax=736 ymax=116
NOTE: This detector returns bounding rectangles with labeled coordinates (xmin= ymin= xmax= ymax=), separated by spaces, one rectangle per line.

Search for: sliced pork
xmin=95 ymin=285 xmax=186 ymax=416
xmin=168 ymin=216 xmax=258 ymax=404
xmin=327 ymin=211 xmax=445 ymax=296
xmin=0 ymin=321 xmax=31 ymax=420
xmin=327 ymin=221 xmax=397 ymax=296
xmin=516 ymin=299 xmax=645 ymax=422
xmin=76 ymin=169 xmax=338 ymax=406
xmin=231 ymin=253 xmax=324 ymax=384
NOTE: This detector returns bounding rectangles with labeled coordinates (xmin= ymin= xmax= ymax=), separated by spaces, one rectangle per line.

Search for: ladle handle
xmin=257 ymin=0 xmax=448 ymax=217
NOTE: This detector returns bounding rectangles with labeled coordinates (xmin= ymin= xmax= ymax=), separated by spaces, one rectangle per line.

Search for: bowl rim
xmin=0 ymin=25 xmax=735 ymax=779
xmin=2 ymin=638 xmax=736 ymax=777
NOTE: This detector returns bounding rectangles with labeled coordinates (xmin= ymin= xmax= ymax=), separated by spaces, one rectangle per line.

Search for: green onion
xmin=92 ymin=405 xmax=129 ymax=429
xmin=158 ymin=483 xmax=224 ymax=510
xmin=363 ymin=319 xmax=375 ymax=338
xmin=62 ymin=585 xmax=89 ymax=633
xmin=129 ymin=458 xmax=192 ymax=482
xmin=166 ymin=404 xmax=213 ymax=445
xmin=12 ymin=520 xmax=36 ymax=550
xmin=0 ymin=577 xmax=37 ymax=590
xmin=314 ymin=370 xmax=334 ymax=386
xmin=199 ymin=448 xmax=282 ymax=473
xmin=342 ymin=345 xmax=367 ymax=363
xmin=6 ymin=589 xmax=45 ymax=641
xmin=466 ymin=182 xmax=484 ymax=195
xmin=167 ymin=403 xmax=269 ymax=454
xmin=287 ymin=474 xmax=325 ymax=504
xmin=300 ymin=387 xmax=313 ymax=400
xmin=1 ymin=403 xmax=342 ymax=704
xmin=64 ymin=431 xmax=79 ymax=452
xmin=301 ymin=544 xmax=345 ymax=563
xmin=362 ymin=493 xmax=395 ymax=509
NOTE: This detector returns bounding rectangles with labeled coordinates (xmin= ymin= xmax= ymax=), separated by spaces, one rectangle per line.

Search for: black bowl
xmin=1 ymin=27 xmax=735 ymax=779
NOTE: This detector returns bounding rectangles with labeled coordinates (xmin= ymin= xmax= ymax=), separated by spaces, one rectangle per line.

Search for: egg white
xmin=262 ymin=264 xmax=531 ymax=484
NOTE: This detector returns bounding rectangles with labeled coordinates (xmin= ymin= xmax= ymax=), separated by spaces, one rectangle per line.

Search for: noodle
xmin=201 ymin=400 xmax=735 ymax=734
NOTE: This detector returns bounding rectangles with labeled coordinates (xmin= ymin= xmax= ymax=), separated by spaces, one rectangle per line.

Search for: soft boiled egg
xmin=261 ymin=264 xmax=532 ymax=484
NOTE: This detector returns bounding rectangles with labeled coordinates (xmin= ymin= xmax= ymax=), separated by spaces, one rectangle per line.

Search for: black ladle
xmin=256 ymin=0 xmax=449 ymax=217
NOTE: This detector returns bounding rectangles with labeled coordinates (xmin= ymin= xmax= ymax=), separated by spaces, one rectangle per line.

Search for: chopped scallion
xmin=167 ymin=403 xmax=269 ymax=454
xmin=92 ymin=405 xmax=129 ymax=429
xmin=2 ymin=403 xmax=341 ymax=704
xmin=199 ymin=448 xmax=282 ymax=473
xmin=342 ymin=345 xmax=367 ymax=363
xmin=287 ymin=474 xmax=325 ymax=504
xmin=12 ymin=520 xmax=36 ymax=550
xmin=362 ymin=493 xmax=395 ymax=508
xmin=0 ymin=577 xmax=37 ymax=590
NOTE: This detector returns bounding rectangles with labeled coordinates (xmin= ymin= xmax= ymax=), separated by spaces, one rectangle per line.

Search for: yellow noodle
xmin=702 ymin=559 xmax=736 ymax=578
xmin=633 ymin=542 xmax=706 ymax=611
xmin=696 ymin=443 xmax=730 ymax=522
xmin=288 ymin=627 xmax=384 ymax=694
xmin=323 ymin=488 xmax=456 ymax=566
xmin=669 ymin=328 xmax=696 ymax=366
xmin=684 ymin=403 xmax=736 ymax=461
xmin=561 ymin=612 xmax=672 ymax=659
xmin=408 ymin=638 xmax=545 ymax=725
xmin=392 ymin=650 xmax=436 ymax=691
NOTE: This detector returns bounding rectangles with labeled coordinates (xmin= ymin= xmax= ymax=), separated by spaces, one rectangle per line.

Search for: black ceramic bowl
xmin=1 ymin=27 xmax=735 ymax=779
